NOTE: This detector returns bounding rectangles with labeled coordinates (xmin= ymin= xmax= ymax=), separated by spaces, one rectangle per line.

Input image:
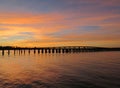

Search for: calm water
xmin=0 ymin=51 xmax=120 ymax=88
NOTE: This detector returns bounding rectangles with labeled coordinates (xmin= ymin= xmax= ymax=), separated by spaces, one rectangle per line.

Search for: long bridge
xmin=0 ymin=46 xmax=120 ymax=56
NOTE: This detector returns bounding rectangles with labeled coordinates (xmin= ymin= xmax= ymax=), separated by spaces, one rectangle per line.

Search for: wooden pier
xmin=0 ymin=46 xmax=120 ymax=56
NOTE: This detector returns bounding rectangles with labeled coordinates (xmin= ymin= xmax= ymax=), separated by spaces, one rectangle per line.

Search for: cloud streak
xmin=0 ymin=0 xmax=120 ymax=47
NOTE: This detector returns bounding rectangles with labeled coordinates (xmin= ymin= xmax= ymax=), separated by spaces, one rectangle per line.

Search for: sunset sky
xmin=0 ymin=0 xmax=120 ymax=47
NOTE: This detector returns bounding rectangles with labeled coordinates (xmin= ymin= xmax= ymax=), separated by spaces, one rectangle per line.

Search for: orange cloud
xmin=0 ymin=11 xmax=120 ymax=47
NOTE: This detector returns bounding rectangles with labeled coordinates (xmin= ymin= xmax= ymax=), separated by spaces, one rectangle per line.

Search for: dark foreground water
xmin=0 ymin=51 xmax=120 ymax=88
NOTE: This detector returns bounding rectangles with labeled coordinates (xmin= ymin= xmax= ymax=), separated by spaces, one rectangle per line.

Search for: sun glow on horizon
xmin=0 ymin=0 xmax=120 ymax=47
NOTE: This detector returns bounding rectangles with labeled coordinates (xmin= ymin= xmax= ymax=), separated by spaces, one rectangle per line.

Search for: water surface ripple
xmin=0 ymin=51 xmax=120 ymax=88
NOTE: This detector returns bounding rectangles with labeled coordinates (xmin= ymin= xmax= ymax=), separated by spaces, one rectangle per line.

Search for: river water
xmin=0 ymin=51 xmax=120 ymax=88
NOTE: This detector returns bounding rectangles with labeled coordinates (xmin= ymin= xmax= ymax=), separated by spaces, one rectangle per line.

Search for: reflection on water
xmin=0 ymin=51 xmax=120 ymax=88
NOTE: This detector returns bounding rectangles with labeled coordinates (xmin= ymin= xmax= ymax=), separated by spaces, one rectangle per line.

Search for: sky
xmin=0 ymin=0 xmax=120 ymax=47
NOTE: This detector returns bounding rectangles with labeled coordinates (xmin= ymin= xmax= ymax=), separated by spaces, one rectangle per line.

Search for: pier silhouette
xmin=0 ymin=46 xmax=120 ymax=56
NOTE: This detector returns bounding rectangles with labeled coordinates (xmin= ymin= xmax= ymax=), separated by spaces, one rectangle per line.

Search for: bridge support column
xmin=62 ymin=49 xmax=65 ymax=53
xmin=8 ymin=49 xmax=10 ymax=55
xmin=41 ymin=49 xmax=44 ymax=53
xmin=28 ymin=49 xmax=30 ymax=54
xmin=34 ymin=49 xmax=36 ymax=54
xmin=14 ymin=49 xmax=16 ymax=55
xmin=45 ymin=49 xmax=47 ymax=53
xmin=21 ymin=49 xmax=22 ymax=54
xmin=38 ymin=49 xmax=40 ymax=54
xmin=2 ymin=49 xmax=4 ymax=56
xmin=58 ymin=49 xmax=61 ymax=53
xmin=48 ymin=49 xmax=51 ymax=53
xmin=52 ymin=49 xmax=54 ymax=53
xmin=24 ymin=49 xmax=25 ymax=54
